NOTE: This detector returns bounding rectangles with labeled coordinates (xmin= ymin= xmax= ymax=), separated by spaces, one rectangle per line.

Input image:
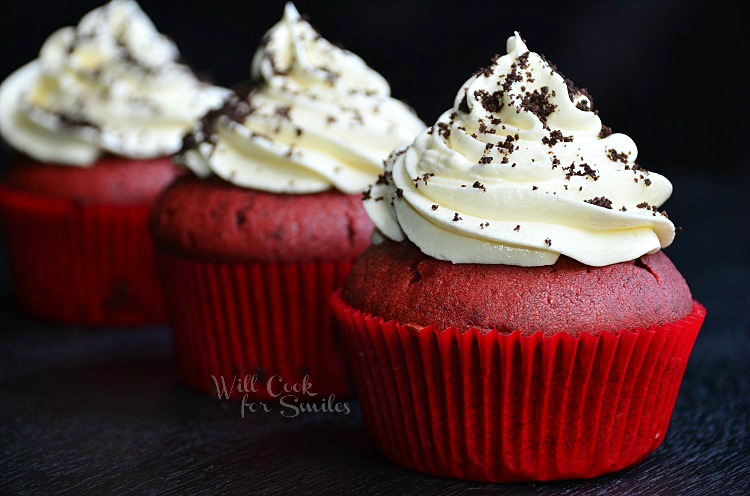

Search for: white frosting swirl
xmin=0 ymin=0 xmax=229 ymax=165
xmin=365 ymin=33 xmax=676 ymax=267
xmin=182 ymin=2 xmax=425 ymax=195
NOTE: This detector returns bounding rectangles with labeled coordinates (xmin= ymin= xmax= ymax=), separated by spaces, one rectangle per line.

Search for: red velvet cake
xmin=2 ymin=157 xmax=182 ymax=206
xmin=343 ymin=240 xmax=693 ymax=336
xmin=0 ymin=1 xmax=228 ymax=326
xmin=0 ymin=157 xmax=182 ymax=326
xmin=152 ymin=176 xmax=372 ymax=263
xmin=151 ymin=176 xmax=375 ymax=400
xmin=152 ymin=3 xmax=424 ymax=400
xmin=331 ymin=33 xmax=705 ymax=483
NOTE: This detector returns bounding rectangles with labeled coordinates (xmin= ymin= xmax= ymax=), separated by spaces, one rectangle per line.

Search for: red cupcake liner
xmin=157 ymin=251 xmax=355 ymax=400
xmin=331 ymin=290 xmax=705 ymax=482
xmin=0 ymin=185 xmax=165 ymax=326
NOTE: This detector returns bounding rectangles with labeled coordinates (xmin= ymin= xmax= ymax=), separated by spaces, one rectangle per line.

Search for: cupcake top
xmin=365 ymin=33 xmax=677 ymax=267
xmin=0 ymin=0 xmax=230 ymax=166
xmin=181 ymin=2 xmax=425 ymax=195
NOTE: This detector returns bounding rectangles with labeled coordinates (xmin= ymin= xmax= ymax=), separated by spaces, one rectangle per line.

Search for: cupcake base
xmin=331 ymin=290 xmax=705 ymax=482
xmin=0 ymin=185 xmax=165 ymax=326
xmin=158 ymin=251 xmax=355 ymax=400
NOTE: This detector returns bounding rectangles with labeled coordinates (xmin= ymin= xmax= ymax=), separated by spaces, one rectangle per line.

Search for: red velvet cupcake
xmin=152 ymin=177 xmax=373 ymax=400
xmin=0 ymin=0 xmax=228 ymax=326
xmin=152 ymin=3 xmax=424 ymax=400
xmin=331 ymin=33 xmax=705 ymax=482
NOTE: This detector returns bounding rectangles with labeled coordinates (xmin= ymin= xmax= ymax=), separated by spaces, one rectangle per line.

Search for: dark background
xmin=0 ymin=0 xmax=747 ymax=173
xmin=0 ymin=1 xmax=748 ymax=495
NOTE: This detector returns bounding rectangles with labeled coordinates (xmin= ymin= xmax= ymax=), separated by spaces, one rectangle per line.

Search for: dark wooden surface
xmin=1 ymin=168 xmax=748 ymax=495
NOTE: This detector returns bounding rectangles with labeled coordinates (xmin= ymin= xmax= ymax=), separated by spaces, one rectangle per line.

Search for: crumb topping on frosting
xmin=363 ymin=32 xmax=676 ymax=267
xmin=180 ymin=2 xmax=424 ymax=195
xmin=0 ymin=0 xmax=229 ymax=165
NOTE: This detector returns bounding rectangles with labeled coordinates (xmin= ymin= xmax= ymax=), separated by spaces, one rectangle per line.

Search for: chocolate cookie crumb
xmin=636 ymin=202 xmax=659 ymax=213
xmin=563 ymin=162 xmax=599 ymax=181
xmin=496 ymin=134 xmax=516 ymax=153
xmin=542 ymin=130 xmax=573 ymax=147
xmin=275 ymin=105 xmax=291 ymax=120
xmin=375 ymin=171 xmax=393 ymax=185
xmin=521 ymin=86 xmax=557 ymax=123
xmin=606 ymin=148 xmax=629 ymax=163
xmin=584 ymin=196 xmax=613 ymax=209
xmin=437 ymin=122 xmax=451 ymax=139
xmin=517 ymin=51 xmax=530 ymax=69
xmin=474 ymin=89 xmax=504 ymax=114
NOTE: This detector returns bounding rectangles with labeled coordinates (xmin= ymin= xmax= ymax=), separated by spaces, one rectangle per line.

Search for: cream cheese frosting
xmin=181 ymin=2 xmax=425 ymax=195
xmin=0 ymin=0 xmax=230 ymax=166
xmin=364 ymin=33 xmax=676 ymax=267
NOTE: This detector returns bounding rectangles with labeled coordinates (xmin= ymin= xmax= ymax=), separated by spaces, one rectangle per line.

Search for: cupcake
xmin=331 ymin=32 xmax=705 ymax=482
xmin=0 ymin=0 xmax=229 ymax=326
xmin=152 ymin=3 xmax=424 ymax=400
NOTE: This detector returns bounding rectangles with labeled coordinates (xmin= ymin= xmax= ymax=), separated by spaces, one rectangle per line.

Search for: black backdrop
xmin=0 ymin=3 xmax=748 ymax=493
xmin=0 ymin=0 xmax=747 ymax=173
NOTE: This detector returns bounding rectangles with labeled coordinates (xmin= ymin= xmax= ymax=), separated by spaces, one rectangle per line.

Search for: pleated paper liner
xmin=0 ymin=185 xmax=165 ymax=326
xmin=331 ymin=290 xmax=705 ymax=483
xmin=157 ymin=251 xmax=355 ymax=401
